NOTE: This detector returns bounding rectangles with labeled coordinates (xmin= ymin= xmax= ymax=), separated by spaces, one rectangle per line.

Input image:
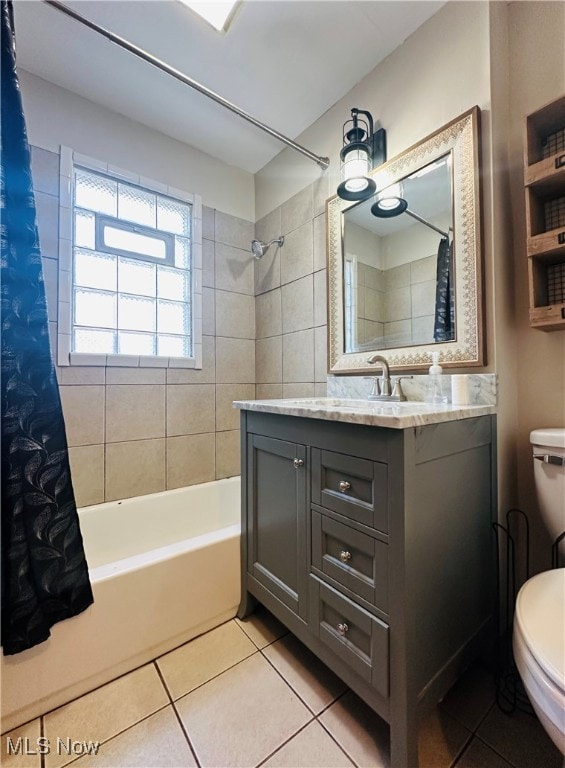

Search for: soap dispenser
xmin=425 ymin=351 xmax=444 ymax=404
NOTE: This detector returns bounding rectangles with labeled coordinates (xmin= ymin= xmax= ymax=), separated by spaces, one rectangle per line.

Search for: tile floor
xmin=1 ymin=607 xmax=562 ymax=768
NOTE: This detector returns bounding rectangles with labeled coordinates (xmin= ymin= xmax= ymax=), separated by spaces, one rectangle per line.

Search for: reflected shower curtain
xmin=433 ymin=236 xmax=455 ymax=342
xmin=1 ymin=0 xmax=93 ymax=655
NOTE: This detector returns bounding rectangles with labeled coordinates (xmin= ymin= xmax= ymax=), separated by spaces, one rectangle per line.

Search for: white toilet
xmin=513 ymin=428 xmax=565 ymax=755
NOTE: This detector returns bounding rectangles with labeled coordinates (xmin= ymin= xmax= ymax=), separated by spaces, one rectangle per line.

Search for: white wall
xmin=19 ymin=70 xmax=255 ymax=222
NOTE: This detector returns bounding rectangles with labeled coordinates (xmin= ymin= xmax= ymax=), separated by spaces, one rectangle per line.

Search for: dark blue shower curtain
xmin=433 ymin=236 xmax=455 ymax=342
xmin=1 ymin=0 xmax=93 ymax=655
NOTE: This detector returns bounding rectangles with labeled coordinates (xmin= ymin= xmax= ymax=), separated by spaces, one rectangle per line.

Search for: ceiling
xmin=13 ymin=0 xmax=446 ymax=174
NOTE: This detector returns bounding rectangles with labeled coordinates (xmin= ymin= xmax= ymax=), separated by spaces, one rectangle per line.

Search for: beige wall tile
xmin=314 ymin=269 xmax=327 ymax=327
xmin=365 ymin=265 xmax=383 ymax=291
xmin=385 ymin=286 xmax=411 ymax=322
xmin=167 ymin=335 xmax=215 ymax=384
xmin=105 ymin=438 xmax=165 ymax=501
xmin=216 ymin=383 xmax=255 ymax=431
xmin=1 ymin=718 xmax=41 ymax=768
xmin=216 ymin=429 xmax=240 ymax=479
xmin=69 ymin=444 xmax=104 ymax=507
xmin=412 ymin=315 xmax=435 ymax=345
xmin=256 ymin=206 xmax=282 ymax=244
xmin=202 ymin=238 xmax=215 ymax=287
xmin=313 ymin=176 xmax=331 ymax=218
xmin=202 ymin=286 xmax=215 ymax=336
xmin=215 ymin=290 xmax=255 ymax=339
xmin=384 ymin=319 xmax=411 ymax=347
xmin=256 ymin=383 xmax=283 ymax=399
xmin=313 ymin=214 xmax=327 ymax=272
xmin=166 ymin=433 xmax=215 ymax=489
xmin=282 ymin=185 xmax=313 ymax=235
xmin=60 ymin=385 xmax=105 ymax=446
xmin=281 ymin=222 xmax=313 ymax=285
xmin=256 ymin=289 xmax=282 ymax=338
xmin=31 ymin=146 xmax=59 ymax=196
xmin=167 ymin=384 xmax=215 ymax=436
xmin=105 ymin=385 xmax=165 ymax=443
xmin=215 ymin=242 xmax=254 ymax=295
xmin=365 ymin=288 xmax=384 ymax=322
xmin=282 ymin=275 xmax=314 ymax=334
xmin=215 ymin=211 xmax=254 ymax=250
xmin=105 ymin=368 xmax=165 ymax=385
xmin=256 ymin=336 xmax=282 ymax=384
xmin=314 ymin=382 xmax=327 ymax=397
xmin=59 ymin=366 xmax=105 ymax=385
xmin=283 ymin=329 xmax=314 ymax=383
xmin=411 ymin=280 xmax=436 ymax=317
xmin=44 ymin=665 xmax=169 ymax=768
xmin=411 ymin=253 xmax=436 ymax=284
xmin=202 ymin=205 xmax=214 ymax=240
xmin=35 ymin=191 xmax=59 ymax=260
xmin=315 ymin=326 xmax=327 ymax=383
xmin=42 ymin=256 xmax=58 ymax=321
xmin=282 ymin=383 xmax=315 ymax=398
xmin=365 ymin=320 xmax=384 ymax=346
xmin=386 ymin=263 xmax=411 ymax=290
xmin=254 ymin=244 xmax=281 ymax=296
xmin=215 ymin=337 xmax=255 ymax=383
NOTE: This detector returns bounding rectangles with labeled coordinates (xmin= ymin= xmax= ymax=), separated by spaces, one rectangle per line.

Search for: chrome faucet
xmin=366 ymin=354 xmax=412 ymax=402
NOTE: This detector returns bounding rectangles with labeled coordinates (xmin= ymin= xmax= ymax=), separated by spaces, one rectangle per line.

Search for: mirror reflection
xmin=343 ymin=153 xmax=454 ymax=353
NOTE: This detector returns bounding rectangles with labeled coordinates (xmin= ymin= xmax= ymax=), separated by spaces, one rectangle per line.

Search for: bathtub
xmin=1 ymin=476 xmax=241 ymax=732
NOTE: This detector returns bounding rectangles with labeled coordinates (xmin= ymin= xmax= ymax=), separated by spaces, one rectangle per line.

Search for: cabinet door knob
xmin=339 ymin=550 xmax=352 ymax=563
xmin=337 ymin=622 xmax=349 ymax=636
xmin=338 ymin=480 xmax=351 ymax=492
xmin=293 ymin=458 xmax=304 ymax=468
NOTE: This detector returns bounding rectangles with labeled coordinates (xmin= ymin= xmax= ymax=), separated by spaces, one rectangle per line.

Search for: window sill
xmin=63 ymin=352 xmax=200 ymax=369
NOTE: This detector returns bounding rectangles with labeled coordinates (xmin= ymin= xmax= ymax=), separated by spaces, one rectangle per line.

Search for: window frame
xmin=57 ymin=147 xmax=203 ymax=369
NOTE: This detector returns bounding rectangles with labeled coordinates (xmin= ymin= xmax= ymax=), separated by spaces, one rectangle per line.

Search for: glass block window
xmin=71 ymin=167 xmax=193 ymax=358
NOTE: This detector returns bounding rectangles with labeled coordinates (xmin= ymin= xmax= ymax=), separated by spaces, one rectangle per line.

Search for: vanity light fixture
xmin=337 ymin=108 xmax=386 ymax=202
xmin=371 ymin=182 xmax=408 ymax=218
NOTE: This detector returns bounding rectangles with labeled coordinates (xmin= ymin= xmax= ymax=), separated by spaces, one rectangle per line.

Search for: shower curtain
xmin=433 ymin=236 xmax=455 ymax=342
xmin=1 ymin=0 xmax=93 ymax=655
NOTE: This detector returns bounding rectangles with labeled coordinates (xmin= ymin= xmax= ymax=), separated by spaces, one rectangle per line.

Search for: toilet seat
xmin=514 ymin=568 xmax=565 ymax=755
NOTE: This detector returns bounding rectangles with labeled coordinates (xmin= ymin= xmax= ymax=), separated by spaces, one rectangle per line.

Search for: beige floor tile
xmin=418 ymin=707 xmax=472 ymax=768
xmin=319 ymin=690 xmax=390 ymax=768
xmin=157 ymin=620 xmax=256 ymax=700
xmin=43 ymin=665 xmax=168 ymax=768
xmin=263 ymin=634 xmax=347 ymax=714
xmin=263 ymin=721 xmax=354 ymax=767
xmin=439 ymin=662 xmax=495 ymax=731
xmin=235 ymin=605 xmax=288 ymax=649
xmin=454 ymin=736 xmax=514 ymax=767
xmin=71 ymin=707 xmax=196 ymax=768
xmin=1 ymin=719 xmax=41 ymax=768
xmin=477 ymin=704 xmax=563 ymax=768
xmin=175 ymin=653 xmax=312 ymax=768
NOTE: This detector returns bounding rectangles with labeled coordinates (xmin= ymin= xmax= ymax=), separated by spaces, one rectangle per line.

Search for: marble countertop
xmin=234 ymin=397 xmax=496 ymax=429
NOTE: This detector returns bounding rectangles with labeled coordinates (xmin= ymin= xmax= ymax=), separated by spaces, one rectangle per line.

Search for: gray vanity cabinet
xmin=239 ymin=408 xmax=496 ymax=768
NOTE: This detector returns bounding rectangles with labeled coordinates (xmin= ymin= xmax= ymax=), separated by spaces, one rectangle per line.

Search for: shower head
xmin=251 ymin=236 xmax=284 ymax=260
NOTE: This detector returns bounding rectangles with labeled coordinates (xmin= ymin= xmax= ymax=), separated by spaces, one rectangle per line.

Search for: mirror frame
xmin=326 ymin=106 xmax=484 ymax=373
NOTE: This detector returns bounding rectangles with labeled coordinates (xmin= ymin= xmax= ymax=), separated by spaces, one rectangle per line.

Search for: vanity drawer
xmin=309 ymin=576 xmax=389 ymax=697
xmin=311 ymin=510 xmax=388 ymax=613
xmin=311 ymin=448 xmax=388 ymax=533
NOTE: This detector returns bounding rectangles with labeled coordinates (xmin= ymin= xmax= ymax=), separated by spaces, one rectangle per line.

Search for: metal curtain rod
xmin=43 ymin=0 xmax=330 ymax=171
xmin=404 ymin=208 xmax=451 ymax=239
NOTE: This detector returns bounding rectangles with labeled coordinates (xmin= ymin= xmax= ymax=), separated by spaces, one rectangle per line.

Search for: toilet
xmin=513 ymin=428 xmax=565 ymax=755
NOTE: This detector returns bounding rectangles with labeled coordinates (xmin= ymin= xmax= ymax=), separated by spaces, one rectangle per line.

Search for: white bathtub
xmin=1 ymin=477 xmax=241 ymax=732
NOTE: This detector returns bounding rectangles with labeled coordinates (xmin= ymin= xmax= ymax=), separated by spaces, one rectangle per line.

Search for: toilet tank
xmin=530 ymin=429 xmax=565 ymax=543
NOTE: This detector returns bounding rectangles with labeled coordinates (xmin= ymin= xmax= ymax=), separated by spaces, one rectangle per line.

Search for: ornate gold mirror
xmin=327 ymin=106 xmax=483 ymax=373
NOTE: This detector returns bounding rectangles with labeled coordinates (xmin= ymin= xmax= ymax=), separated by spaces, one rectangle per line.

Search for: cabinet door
xmin=247 ymin=434 xmax=307 ymax=618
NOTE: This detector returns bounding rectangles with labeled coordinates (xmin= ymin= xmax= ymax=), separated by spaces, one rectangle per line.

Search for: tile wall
xmin=254 ymin=177 xmax=331 ymax=399
xmin=32 ymin=146 xmax=255 ymax=506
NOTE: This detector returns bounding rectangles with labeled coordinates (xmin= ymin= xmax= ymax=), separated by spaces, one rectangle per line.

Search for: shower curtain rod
xmin=43 ymin=0 xmax=330 ymax=171
xmin=404 ymin=208 xmax=451 ymax=239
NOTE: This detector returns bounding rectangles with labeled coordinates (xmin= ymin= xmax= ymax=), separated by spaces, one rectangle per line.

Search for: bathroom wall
xmin=506 ymin=1 xmax=565 ymax=567
xmin=25 ymin=78 xmax=256 ymax=506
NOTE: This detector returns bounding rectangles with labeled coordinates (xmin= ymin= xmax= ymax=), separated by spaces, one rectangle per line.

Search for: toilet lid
xmin=515 ymin=569 xmax=565 ymax=690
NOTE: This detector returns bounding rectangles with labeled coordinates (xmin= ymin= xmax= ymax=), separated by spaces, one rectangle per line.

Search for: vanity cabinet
xmin=239 ymin=409 xmax=496 ymax=768
xmin=524 ymin=95 xmax=565 ymax=330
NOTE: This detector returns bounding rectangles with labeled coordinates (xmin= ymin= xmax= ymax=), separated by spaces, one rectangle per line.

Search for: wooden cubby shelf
xmin=524 ymin=95 xmax=565 ymax=331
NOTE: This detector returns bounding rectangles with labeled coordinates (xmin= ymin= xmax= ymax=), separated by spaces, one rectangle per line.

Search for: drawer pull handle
xmin=338 ymin=480 xmax=351 ymax=492
xmin=555 ymin=154 xmax=565 ymax=169
xmin=339 ymin=550 xmax=352 ymax=563
xmin=337 ymin=622 xmax=349 ymax=636
xmin=558 ymin=232 xmax=565 ymax=245
xmin=293 ymin=458 xmax=304 ymax=469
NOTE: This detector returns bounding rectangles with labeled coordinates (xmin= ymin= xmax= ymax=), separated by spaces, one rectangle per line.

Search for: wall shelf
xmin=524 ymin=95 xmax=565 ymax=331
